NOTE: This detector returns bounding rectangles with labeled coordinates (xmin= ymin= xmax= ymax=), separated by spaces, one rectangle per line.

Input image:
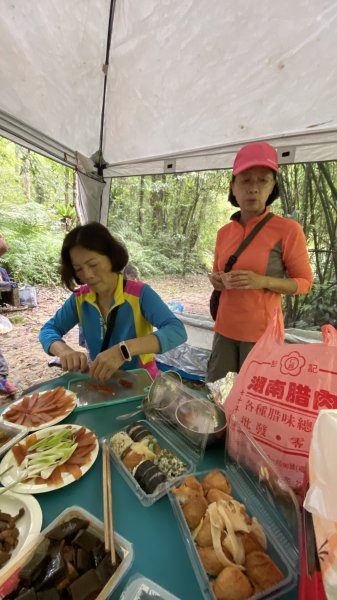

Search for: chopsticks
xmin=102 ymin=439 xmax=116 ymax=565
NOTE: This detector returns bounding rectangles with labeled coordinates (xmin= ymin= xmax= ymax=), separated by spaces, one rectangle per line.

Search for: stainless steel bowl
xmin=175 ymin=399 xmax=227 ymax=446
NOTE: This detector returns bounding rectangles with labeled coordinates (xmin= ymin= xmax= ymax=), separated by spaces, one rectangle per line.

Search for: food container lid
xmin=142 ymin=371 xmax=222 ymax=464
xmin=67 ymin=368 xmax=153 ymax=410
xmin=120 ymin=574 xmax=182 ymax=600
xmin=225 ymin=413 xmax=300 ymax=563
xmin=0 ymin=420 xmax=29 ymax=457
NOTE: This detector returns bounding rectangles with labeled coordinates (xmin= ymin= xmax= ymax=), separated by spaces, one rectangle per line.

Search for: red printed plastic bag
xmin=224 ymin=310 xmax=337 ymax=497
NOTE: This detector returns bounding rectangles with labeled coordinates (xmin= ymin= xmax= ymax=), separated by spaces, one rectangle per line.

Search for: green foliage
xmin=0 ymin=136 xmax=73 ymax=285
xmin=108 ymin=171 xmax=230 ymax=275
xmin=1 ymin=134 xmax=337 ymax=330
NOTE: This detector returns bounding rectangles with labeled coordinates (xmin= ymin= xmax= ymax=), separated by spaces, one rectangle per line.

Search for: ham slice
xmin=3 ymin=387 xmax=76 ymax=428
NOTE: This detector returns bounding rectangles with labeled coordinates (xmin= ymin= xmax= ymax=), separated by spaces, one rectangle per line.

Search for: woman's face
xmin=231 ymin=166 xmax=276 ymax=221
xmin=70 ymin=246 xmax=116 ymax=294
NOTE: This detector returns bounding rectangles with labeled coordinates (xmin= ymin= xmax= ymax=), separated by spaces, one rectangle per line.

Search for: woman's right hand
xmin=208 ymin=272 xmax=226 ymax=291
xmin=49 ymin=340 xmax=89 ymax=373
xmin=58 ymin=349 xmax=89 ymax=373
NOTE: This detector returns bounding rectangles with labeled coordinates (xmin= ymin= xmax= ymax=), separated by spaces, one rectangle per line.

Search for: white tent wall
xmin=0 ymin=1 xmax=337 ymax=217
xmin=104 ymin=0 xmax=337 ymax=172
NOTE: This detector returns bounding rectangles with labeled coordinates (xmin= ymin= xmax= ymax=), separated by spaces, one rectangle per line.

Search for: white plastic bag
xmin=304 ymin=410 xmax=337 ymax=600
xmin=0 ymin=314 xmax=13 ymax=333
xmin=19 ymin=284 xmax=38 ymax=307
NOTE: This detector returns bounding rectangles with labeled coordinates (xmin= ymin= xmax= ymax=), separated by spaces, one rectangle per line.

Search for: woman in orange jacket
xmin=207 ymin=142 xmax=313 ymax=382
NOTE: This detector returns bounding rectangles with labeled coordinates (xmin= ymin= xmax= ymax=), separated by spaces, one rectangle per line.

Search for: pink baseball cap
xmin=233 ymin=142 xmax=278 ymax=175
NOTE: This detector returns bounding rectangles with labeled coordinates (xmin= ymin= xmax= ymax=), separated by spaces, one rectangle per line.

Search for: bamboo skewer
xmin=102 ymin=439 xmax=116 ymax=565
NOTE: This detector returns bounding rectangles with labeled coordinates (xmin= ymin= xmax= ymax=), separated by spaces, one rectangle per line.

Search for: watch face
xmin=120 ymin=342 xmax=131 ymax=361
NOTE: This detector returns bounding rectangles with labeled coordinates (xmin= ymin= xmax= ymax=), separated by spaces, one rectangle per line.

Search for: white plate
xmin=0 ymin=491 xmax=42 ymax=576
xmin=0 ymin=424 xmax=99 ymax=494
xmin=0 ymin=388 xmax=78 ymax=431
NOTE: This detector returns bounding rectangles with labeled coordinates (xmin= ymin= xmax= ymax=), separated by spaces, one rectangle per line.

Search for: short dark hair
xmin=60 ymin=222 xmax=129 ymax=290
xmin=228 ymin=173 xmax=280 ymax=207
xmin=123 ymin=263 xmax=139 ymax=280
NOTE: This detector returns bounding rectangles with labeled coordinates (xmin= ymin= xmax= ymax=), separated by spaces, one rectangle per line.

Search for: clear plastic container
xmin=107 ymin=373 xmax=223 ymax=507
xmin=108 ymin=372 xmax=225 ymax=507
xmin=0 ymin=420 xmax=28 ymax=457
xmin=120 ymin=573 xmax=182 ymax=600
xmin=169 ymin=417 xmax=300 ymax=600
xmin=108 ymin=418 xmax=197 ymax=507
xmin=0 ymin=506 xmax=134 ymax=599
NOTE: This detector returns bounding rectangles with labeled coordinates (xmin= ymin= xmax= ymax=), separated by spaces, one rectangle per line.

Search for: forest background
xmin=1 ymin=134 xmax=337 ymax=330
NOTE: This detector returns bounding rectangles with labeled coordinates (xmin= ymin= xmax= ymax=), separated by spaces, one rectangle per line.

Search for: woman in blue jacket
xmin=39 ymin=223 xmax=187 ymax=381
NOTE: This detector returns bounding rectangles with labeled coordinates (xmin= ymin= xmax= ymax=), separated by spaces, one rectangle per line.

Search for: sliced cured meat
xmin=11 ymin=442 xmax=27 ymax=465
xmin=10 ymin=426 xmax=98 ymax=487
xmin=3 ymin=387 xmax=76 ymax=428
xmin=65 ymin=464 xmax=83 ymax=480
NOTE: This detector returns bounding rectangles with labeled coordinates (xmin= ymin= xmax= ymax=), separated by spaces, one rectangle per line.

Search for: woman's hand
xmin=208 ymin=272 xmax=226 ymax=291
xmin=89 ymin=345 xmax=125 ymax=381
xmin=220 ymin=270 xmax=267 ymax=289
xmin=58 ymin=349 xmax=89 ymax=373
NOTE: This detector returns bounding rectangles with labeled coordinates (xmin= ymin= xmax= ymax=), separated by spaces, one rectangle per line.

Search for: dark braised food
xmin=3 ymin=517 xmax=122 ymax=600
xmin=0 ymin=430 xmax=12 ymax=448
xmin=0 ymin=507 xmax=25 ymax=568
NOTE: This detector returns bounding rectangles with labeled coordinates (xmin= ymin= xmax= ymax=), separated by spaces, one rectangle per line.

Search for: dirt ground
xmin=0 ymin=275 xmax=211 ymax=401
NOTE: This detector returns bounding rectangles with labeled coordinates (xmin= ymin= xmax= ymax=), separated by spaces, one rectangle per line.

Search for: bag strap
xmin=224 ymin=213 xmax=274 ymax=272
xmin=100 ymin=279 xmax=126 ymax=352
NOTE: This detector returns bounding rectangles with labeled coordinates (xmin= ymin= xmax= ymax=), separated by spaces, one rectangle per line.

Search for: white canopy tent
xmin=0 ymin=0 xmax=337 ymax=222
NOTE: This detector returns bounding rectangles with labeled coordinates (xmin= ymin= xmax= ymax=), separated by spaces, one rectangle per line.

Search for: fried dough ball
xmin=172 ymin=477 xmax=204 ymax=504
xmin=182 ymin=496 xmax=208 ymax=529
xmin=202 ymin=470 xmax=232 ymax=495
xmin=206 ymin=488 xmax=233 ymax=504
xmin=195 ymin=513 xmax=212 ymax=547
xmin=245 ymin=551 xmax=283 ymax=590
xmin=212 ymin=566 xmax=253 ymax=600
xmin=183 ymin=475 xmax=203 ymax=493
xmin=238 ymin=532 xmax=264 ymax=555
xmin=197 ymin=545 xmax=224 ymax=576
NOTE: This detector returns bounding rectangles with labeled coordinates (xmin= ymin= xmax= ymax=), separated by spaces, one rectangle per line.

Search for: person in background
xmin=207 ymin=142 xmax=313 ymax=382
xmin=0 ymin=232 xmax=16 ymax=395
xmin=39 ymin=222 xmax=187 ymax=380
xmin=123 ymin=263 xmax=139 ymax=281
xmin=0 ymin=349 xmax=16 ymax=395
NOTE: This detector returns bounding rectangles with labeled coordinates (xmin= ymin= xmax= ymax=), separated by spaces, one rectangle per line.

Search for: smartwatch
xmin=119 ymin=341 xmax=132 ymax=362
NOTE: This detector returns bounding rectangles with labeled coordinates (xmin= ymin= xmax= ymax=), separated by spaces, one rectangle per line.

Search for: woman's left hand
xmin=221 ymin=270 xmax=267 ymax=290
xmin=89 ymin=345 xmax=125 ymax=380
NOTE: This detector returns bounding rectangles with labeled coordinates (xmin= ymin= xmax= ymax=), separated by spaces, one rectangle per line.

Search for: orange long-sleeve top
xmin=213 ymin=208 xmax=313 ymax=342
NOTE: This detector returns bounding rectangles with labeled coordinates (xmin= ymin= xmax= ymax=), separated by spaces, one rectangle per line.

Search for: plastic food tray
xmin=0 ymin=506 xmax=134 ymax=600
xmin=169 ymin=466 xmax=299 ymax=600
xmin=120 ymin=574 xmax=182 ymax=600
xmin=0 ymin=420 xmax=28 ymax=457
xmin=67 ymin=369 xmax=153 ymax=411
xmin=108 ymin=417 xmax=204 ymax=507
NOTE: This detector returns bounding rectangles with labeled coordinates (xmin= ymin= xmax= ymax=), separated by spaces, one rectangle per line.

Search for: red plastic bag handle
xmin=321 ymin=324 xmax=337 ymax=346
xmin=271 ymin=309 xmax=285 ymax=343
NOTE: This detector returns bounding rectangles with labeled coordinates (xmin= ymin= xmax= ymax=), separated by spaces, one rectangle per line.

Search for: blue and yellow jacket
xmin=39 ymin=274 xmax=187 ymax=377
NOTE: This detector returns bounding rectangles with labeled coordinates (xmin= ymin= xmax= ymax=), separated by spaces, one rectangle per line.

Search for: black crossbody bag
xmin=101 ymin=279 xmax=126 ymax=351
xmin=210 ymin=213 xmax=274 ymax=320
